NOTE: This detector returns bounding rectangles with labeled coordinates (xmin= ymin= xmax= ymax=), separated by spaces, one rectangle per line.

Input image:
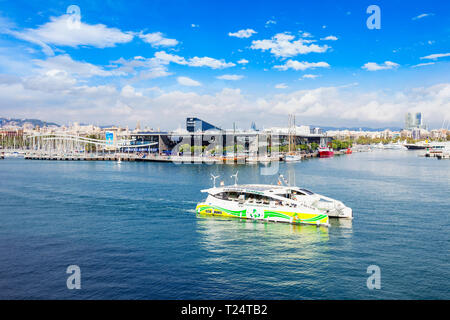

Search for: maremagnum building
xmin=121 ymin=118 xmax=330 ymax=155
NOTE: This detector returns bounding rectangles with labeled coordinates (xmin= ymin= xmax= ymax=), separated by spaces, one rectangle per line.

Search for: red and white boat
xmin=318 ymin=146 xmax=334 ymax=158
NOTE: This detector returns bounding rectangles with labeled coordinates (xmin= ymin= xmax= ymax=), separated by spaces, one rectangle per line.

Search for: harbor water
xmin=0 ymin=150 xmax=449 ymax=299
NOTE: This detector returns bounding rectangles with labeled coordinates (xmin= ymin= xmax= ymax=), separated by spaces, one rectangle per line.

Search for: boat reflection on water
xmin=195 ymin=214 xmax=330 ymax=246
xmin=194 ymin=214 xmax=354 ymax=292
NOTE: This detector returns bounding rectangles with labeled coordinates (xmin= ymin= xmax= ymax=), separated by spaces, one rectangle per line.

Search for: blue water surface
xmin=0 ymin=150 xmax=448 ymax=299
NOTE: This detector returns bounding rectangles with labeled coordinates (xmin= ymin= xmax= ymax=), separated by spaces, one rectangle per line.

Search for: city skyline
xmin=0 ymin=0 xmax=449 ymax=129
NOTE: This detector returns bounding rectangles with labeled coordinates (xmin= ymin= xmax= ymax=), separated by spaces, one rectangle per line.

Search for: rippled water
xmin=0 ymin=150 xmax=448 ymax=299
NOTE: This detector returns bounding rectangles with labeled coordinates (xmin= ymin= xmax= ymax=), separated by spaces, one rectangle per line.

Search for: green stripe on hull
xmin=300 ymin=214 xmax=328 ymax=222
xmin=263 ymin=211 xmax=291 ymax=220
xmin=197 ymin=204 xmax=328 ymax=226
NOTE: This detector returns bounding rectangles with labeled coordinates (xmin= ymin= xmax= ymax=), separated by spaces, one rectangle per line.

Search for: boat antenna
xmin=230 ymin=171 xmax=239 ymax=186
xmin=210 ymin=174 xmax=220 ymax=188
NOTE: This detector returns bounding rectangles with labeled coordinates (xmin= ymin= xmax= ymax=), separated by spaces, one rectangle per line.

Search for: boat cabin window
xmin=293 ymin=188 xmax=314 ymax=196
xmin=214 ymin=191 xmax=277 ymax=205
xmin=212 ymin=192 xmax=227 ymax=200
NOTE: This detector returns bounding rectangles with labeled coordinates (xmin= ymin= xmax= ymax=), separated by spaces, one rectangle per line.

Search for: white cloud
xmin=154 ymin=51 xmax=188 ymax=65
xmin=237 ymin=59 xmax=249 ymax=65
xmin=121 ymin=85 xmax=143 ymax=98
xmin=154 ymin=51 xmax=235 ymax=69
xmin=191 ymin=24 xmax=199 ymax=28
xmin=265 ymin=20 xmax=276 ymax=27
xmin=177 ymin=76 xmax=201 ymax=86
xmin=216 ymin=74 xmax=244 ymax=80
xmin=23 ymin=69 xmax=77 ymax=92
xmin=228 ymin=29 xmax=257 ymax=38
xmin=412 ymin=62 xmax=435 ymax=68
xmin=188 ymin=56 xmax=236 ymax=69
xmin=33 ymin=54 xmax=121 ymax=78
xmin=109 ymin=56 xmax=171 ymax=80
xmin=420 ymin=53 xmax=450 ymax=60
xmin=412 ymin=13 xmax=434 ymax=20
xmin=302 ymin=74 xmax=319 ymax=79
xmin=321 ymin=35 xmax=338 ymax=41
xmin=138 ymin=31 xmax=178 ymax=47
xmin=7 ymin=14 xmax=133 ymax=55
xmin=362 ymin=61 xmax=399 ymax=71
xmin=251 ymin=33 xmax=329 ymax=58
xmin=275 ymin=83 xmax=288 ymax=89
xmin=274 ymin=60 xmax=330 ymax=71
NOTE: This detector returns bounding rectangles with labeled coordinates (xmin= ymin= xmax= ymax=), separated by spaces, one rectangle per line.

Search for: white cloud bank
xmin=2 ymin=70 xmax=448 ymax=129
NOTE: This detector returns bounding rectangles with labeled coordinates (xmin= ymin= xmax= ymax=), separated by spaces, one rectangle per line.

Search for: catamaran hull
xmin=196 ymin=202 xmax=329 ymax=226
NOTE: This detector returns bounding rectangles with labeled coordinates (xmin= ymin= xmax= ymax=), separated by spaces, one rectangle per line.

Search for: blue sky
xmin=0 ymin=0 xmax=449 ymax=129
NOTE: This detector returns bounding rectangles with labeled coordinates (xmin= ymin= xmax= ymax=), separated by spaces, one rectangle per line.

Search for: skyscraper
xmin=405 ymin=112 xmax=414 ymax=130
xmin=405 ymin=112 xmax=426 ymax=130
xmin=415 ymin=112 xmax=422 ymax=128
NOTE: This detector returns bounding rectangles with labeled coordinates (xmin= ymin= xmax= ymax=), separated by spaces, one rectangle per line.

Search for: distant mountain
xmin=311 ymin=125 xmax=403 ymax=132
xmin=0 ymin=117 xmax=60 ymax=128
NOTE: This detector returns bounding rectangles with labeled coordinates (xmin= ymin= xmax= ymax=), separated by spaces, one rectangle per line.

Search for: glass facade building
xmin=186 ymin=117 xmax=221 ymax=132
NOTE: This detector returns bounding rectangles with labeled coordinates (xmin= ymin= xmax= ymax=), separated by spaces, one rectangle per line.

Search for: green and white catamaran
xmin=196 ymin=173 xmax=352 ymax=227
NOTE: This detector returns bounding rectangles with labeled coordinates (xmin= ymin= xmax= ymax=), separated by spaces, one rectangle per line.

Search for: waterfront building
xmin=186 ymin=117 xmax=222 ymax=133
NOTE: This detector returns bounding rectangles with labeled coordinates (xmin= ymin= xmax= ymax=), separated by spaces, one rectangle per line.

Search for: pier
xmin=21 ymin=149 xmax=352 ymax=163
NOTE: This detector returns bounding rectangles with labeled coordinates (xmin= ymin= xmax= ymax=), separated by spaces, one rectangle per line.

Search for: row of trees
xmin=330 ymin=140 xmax=352 ymax=150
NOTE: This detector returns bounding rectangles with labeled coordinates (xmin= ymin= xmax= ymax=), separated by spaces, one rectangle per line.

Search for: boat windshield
xmin=213 ymin=191 xmax=276 ymax=205
xmin=292 ymin=188 xmax=314 ymax=196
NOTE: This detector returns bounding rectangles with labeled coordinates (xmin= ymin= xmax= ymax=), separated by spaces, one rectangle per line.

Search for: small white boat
xmin=285 ymin=154 xmax=302 ymax=162
xmin=246 ymin=156 xmax=274 ymax=163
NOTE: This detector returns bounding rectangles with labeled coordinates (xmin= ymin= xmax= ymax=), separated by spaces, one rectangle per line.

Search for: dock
xmin=21 ymin=149 xmax=351 ymax=163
